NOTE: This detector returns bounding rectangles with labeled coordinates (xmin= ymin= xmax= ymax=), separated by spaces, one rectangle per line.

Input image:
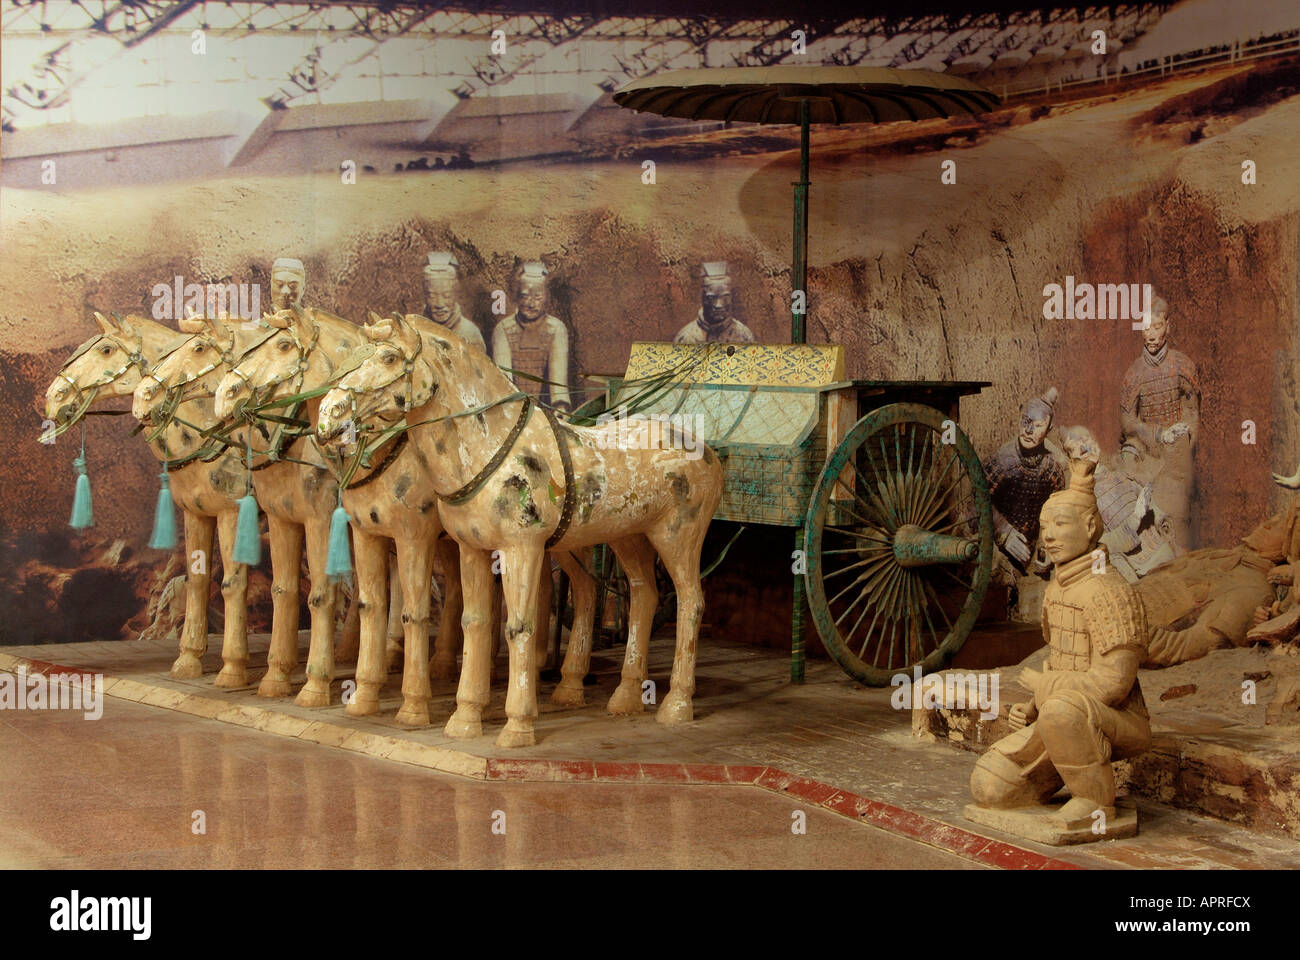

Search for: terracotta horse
xmin=322 ymin=312 xmax=598 ymax=725
xmin=317 ymin=314 xmax=723 ymax=748
xmin=210 ymin=306 xmax=368 ymax=706
xmin=43 ymin=312 xmax=254 ymax=671
xmin=133 ymin=312 xmax=374 ymax=686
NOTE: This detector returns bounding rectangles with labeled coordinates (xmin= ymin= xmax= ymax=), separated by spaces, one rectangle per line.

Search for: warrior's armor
xmin=491 ymin=261 xmax=572 ymax=410
xmin=1039 ymin=551 xmax=1148 ymax=721
xmin=1120 ymin=344 xmax=1199 ymax=454
xmin=985 ymin=440 xmax=1068 ymax=556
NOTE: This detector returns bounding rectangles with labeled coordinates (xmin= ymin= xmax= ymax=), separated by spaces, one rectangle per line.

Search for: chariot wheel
xmin=803 ymin=402 xmax=993 ymax=686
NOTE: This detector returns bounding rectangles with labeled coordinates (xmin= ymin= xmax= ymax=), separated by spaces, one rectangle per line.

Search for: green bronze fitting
xmin=891 ymin=523 xmax=980 ymax=567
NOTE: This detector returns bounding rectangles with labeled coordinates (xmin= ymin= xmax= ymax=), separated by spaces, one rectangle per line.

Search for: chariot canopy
xmin=613 ymin=65 xmax=1000 ymax=343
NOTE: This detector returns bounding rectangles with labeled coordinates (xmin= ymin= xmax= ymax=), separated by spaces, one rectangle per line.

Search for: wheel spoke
xmin=913 ymin=446 xmax=961 ymax=530
xmin=825 ymin=524 xmax=892 ymax=549
xmin=922 ymin=576 xmax=956 ymax=637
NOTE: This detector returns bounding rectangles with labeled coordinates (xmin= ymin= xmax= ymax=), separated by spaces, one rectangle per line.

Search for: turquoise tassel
xmin=325 ymin=502 xmax=352 ymax=579
xmin=148 ymin=467 xmax=178 ymax=550
xmin=68 ymin=453 xmax=94 ymax=530
xmin=232 ymin=494 xmax=262 ymax=566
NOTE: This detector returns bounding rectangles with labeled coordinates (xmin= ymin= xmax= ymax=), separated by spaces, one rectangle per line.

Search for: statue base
xmin=962 ymin=799 xmax=1138 ymax=845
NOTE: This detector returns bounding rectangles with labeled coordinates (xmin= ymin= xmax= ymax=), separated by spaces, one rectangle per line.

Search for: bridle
xmin=138 ymin=328 xmax=249 ymax=465
xmin=50 ymin=327 xmax=156 ymax=438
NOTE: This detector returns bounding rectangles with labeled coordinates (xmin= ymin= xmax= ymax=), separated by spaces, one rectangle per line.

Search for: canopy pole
xmin=791 ymin=98 xmax=811 ymax=345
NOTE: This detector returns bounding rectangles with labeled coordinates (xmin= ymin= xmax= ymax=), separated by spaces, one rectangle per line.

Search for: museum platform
xmin=3 ymin=625 xmax=1297 ymax=870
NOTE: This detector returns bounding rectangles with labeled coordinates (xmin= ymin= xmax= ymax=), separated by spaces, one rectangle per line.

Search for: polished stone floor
xmin=0 ymin=697 xmax=982 ymax=869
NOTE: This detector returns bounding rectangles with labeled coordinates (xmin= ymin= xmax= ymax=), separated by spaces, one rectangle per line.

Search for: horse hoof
xmin=496 ymin=719 xmax=536 ymax=749
xmin=212 ymin=664 xmax=248 ymax=689
xmin=656 ymin=691 xmax=693 ymax=725
xmin=606 ymin=680 xmax=644 ymax=716
xmin=551 ymin=680 xmax=586 ymax=708
xmin=257 ymin=674 xmax=293 ymax=698
xmin=344 ymin=687 xmax=381 ymax=717
xmin=294 ymin=683 xmax=332 ymax=709
xmin=428 ymin=659 xmax=457 ymax=682
xmin=445 ymin=710 xmax=482 ymax=740
xmin=170 ymin=652 xmax=204 ymax=680
xmin=395 ymin=700 xmax=431 ymax=727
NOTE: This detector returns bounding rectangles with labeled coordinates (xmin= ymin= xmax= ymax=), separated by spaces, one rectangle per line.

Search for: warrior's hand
xmin=1254 ymin=604 xmax=1277 ymax=626
xmin=1268 ymin=564 xmax=1294 ymax=586
xmin=1003 ymin=528 xmax=1031 ymax=564
xmin=1008 ymin=701 xmax=1037 ymax=730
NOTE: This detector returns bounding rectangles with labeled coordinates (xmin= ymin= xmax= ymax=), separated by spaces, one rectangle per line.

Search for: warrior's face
xmin=270 ymin=270 xmax=304 ymax=312
xmin=1018 ymin=408 xmax=1050 ymax=450
xmin=424 ymin=275 xmax=457 ymax=324
xmin=702 ymin=280 xmax=732 ymax=326
xmin=1142 ymin=309 xmax=1169 ymax=354
xmin=516 ymin=277 xmax=548 ymax=323
xmin=1038 ymin=502 xmax=1099 ymax=565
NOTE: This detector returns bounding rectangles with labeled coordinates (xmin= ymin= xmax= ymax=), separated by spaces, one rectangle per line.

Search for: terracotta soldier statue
xmin=423 ymin=251 xmax=485 ymax=352
xmin=983 ymin=387 xmax=1068 ymax=576
xmin=270 ymin=257 xmax=306 ymax=312
xmin=967 ymin=458 xmax=1151 ymax=841
xmin=1120 ymin=296 xmax=1199 ymax=553
xmin=492 ymin=261 xmax=571 ymax=411
xmin=673 ymin=261 xmax=756 ymax=344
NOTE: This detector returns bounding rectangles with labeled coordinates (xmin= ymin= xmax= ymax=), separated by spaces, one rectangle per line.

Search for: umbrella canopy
xmin=613 ymin=66 xmax=1000 ymax=126
xmin=614 ymin=66 xmax=999 ymax=344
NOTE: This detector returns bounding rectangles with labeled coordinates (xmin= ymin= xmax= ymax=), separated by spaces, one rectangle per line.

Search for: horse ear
xmin=178 ymin=316 xmax=206 ymax=334
xmin=367 ymin=310 xmax=383 ymax=325
xmin=364 ymin=318 xmax=394 ymax=341
xmin=93 ymin=311 xmax=116 ymax=335
xmin=116 ymin=313 xmax=141 ymax=338
xmin=208 ymin=313 xmax=233 ymax=339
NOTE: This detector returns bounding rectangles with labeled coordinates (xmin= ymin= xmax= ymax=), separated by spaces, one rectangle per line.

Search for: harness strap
xmin=444 ymin=396 xmax=533 ymax=506
xmin=345 ymin=431 xmax=409 ymax=491
xmin=542 ymin=406 xmax=576 ymax=549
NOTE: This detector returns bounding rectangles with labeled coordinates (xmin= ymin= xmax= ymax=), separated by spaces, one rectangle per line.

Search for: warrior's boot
xmin=1054 ymin=760 xmax=1116 ymax=824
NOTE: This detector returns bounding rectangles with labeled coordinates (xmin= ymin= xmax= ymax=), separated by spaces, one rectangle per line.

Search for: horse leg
xmin=295 ymin=518 xmax=338 ymax=708
xmin=394 ymin=538 xmax=435 ymax=727
xmin=535 ymin=558 xmax=553 ymax=668
xmin=552 ymin=550 xmax=597 ymax=707
xmin=606 ymin=535 xmax=659 ymax=715
xmin=170 ymin=511 xmax=215 ymax=679
xmin=336 ymin=586 xmax=360 ymax=665
xmin=213 ymin=509 xmax=249 ymax=688
xmin=645 ymin=523 xmax=707 ymax=725
xmin=446 ymin=546 xmax=493 ymax=740
xmin=429 ymin=535 xmax=462 ymax=681
xmin=385 ymin=552 xmax=403 ymax=672
xmin=259 ymin=516 xmax=302 ymax=698
xmin=498 ymin=544 xmax=546 ymax=748
xmin=489 ymin=574 xmax=504 ymax=683
xmin=347 ymin=528 xmax=389 ymax=717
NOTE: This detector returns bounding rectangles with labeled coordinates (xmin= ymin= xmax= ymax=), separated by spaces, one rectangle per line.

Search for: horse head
xmin=214 ymin=305 xmax=357 ymax=421
xmin=132 ymin=312 xmax=240 ymax=422
xmin=317 ymin=311 xmax=429 ymax=446
xmin=45 ymin=311 xmax=180 ymax=431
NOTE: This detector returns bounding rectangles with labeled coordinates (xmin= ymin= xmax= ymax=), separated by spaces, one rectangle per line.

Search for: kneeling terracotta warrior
xmin=970 ymin=458 xmax=1150 ymax=826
